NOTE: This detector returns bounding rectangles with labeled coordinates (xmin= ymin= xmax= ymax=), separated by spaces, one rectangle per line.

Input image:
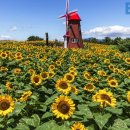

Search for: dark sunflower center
xmin=85 ymin=74 xmax=89 ymax=77
xmin=41 ymin=73 xmax=47 ymax=78
xmin=0 ymin=100 xmax=10 ymax=111
xmin=66 ymin=75 xmax=72 ymax=80
xmin=71 ymin=87 xmax=75 ymax=92
xmin=101 ymin=94 xmax=111 ymax=103
xmin=70 ymin=72 xmax=74 ymax=75
xmin=127 ymin=59 xmax=130 ymax=62
xmin=50 ymin=66 xmax=54 ymax=69
xmin=9 ymin=84 xmax=13 ymax=88
xmin=59 ymin=82 xmax=68 ymax=89
xmin=86 ymin=84 xmax=93 ymax=89
xmin=111 ymin=81 xmax=116 ymax=86
xmin=16 ymin=56 xmax=22 ymax=59
xmin=34 ymin=77 xmax=40 ymax=83
xmin=23 ymin=94 xmax=29 ymax=98
xmin=2 ymin=54 xmax=6 ymax=57
xmin=57 ymin=101 xmax=70 ymax=114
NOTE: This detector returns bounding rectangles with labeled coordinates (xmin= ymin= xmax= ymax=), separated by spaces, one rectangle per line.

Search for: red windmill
xmin=59 ymin=0 xmax=83 ymax=48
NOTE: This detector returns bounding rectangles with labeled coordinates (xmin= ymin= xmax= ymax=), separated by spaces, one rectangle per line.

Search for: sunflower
xmin=30 ymin=74 xmax=42 ymax=86
xmin=126 ymin=70 xmax=130 ymax=78
xmin=55 ymin=78 xmax=71 ymax=94
xmin=71 ymin=86 xmax=78 ymax=95
xmin=127 ymin=91 xmax=130 ymax=103
xmin=49 ymin=65 xmax=55 ymax=71
xmin=13 ymin=68 xmax=21 ymax=75
xmin=108 ymin=79 xmax=118 ymax=88
xmin=56 ymin=60 xmax=62 ymax=66
xmin=69 ymin=70 xmax=77 ymax=77
xmin=15 ymin=52 xmax=22 ymax=57
xmin=0 ymin=67 xmax=8 ymax=72
xmin=15 ymin=55 xmax=23 ymax=61
xmin=28 ymin=69 xmax=35 ymax=75
xmin=113 ymin=68 xmax=119 ymax=73
xmin=6 ymin=82 xmax=13 ymax=91
xmin=107 ymin=76 xmax=114 ymax=82
xmin=83 ymin=72 xmax=92 ymax=80
xmin=92 ymin=77 xmax=99 ymax=82
xmin=84 ymin=83 xmax=95 ymax=92
xmin=97 ymin=70 xmax=107 ymax=77
xmin=64 ymin=73 xmax=75 ymax=83
xmin=71 ymin=122 xmax=87 ymax=130
xmin=40 ymin=72 xmax=49 ymax=80
xmin=51 ymin=95 xmax=75 ymax=120
xmin=48 ymin=71 xmax=55 ymax=78
xmin=92 ymin=89 xmax=116 ymax=108
xmin=93 ymin=63 xmax=98 ymax=68
xmin=0 ymin=95 xmax=15 ymax=116
xmin=118 ymin=70 xmax=126 ymax=75
xmin=0 ymin=52 xmax=8 ymax=59
xmin=108 ymin=64 xmax=114 ymax=71
xmin=104 ymin=59 xmax=110 ymax=64
xmin=69 ymin=66 xmax=76 ymax=71
xmin=125 ymin=58 xmax=130 ymax=64
xmin=19 ymin=91 xmax=32 ymax=102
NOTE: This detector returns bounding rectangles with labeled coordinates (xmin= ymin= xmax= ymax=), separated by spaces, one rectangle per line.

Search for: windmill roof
xmin=68 ymin=12 xmax=81 ymax=21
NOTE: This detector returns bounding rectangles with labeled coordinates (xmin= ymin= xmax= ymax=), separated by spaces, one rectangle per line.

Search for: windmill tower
xmin=59 ymin=0 xmax=83 ymax=48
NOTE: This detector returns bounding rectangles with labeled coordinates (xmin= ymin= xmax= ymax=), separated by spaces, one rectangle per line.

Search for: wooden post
xmin=45 ymin=32 xmax=49 ymax=46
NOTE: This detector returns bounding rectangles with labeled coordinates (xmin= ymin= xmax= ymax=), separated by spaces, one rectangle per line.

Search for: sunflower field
xmin=0 ymin=41 xmax=130 ymax=130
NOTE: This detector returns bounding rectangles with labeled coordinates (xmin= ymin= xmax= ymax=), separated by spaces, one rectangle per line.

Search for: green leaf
xmin=72 ymin=113 xmax=84 ymax=120
xmin=105 ymin=107 xmax=123 ymax=115
xmin=39 ymin=104 xmax=47 ymax=112
xmin=21 ymin=114 xmax=40 ymax=128
xmin=44 ymin=93 xmax=59 ymax=105
xmin=35 ymin=120 xmax=57 ymax=130
xmin=7 ymin=128 xmax=14 ymax=130
xmin=13 ymin=102 xmax=26 ymax=115
xmin=35 ymin=121 xmax=70 ymax=130
xmin=87 ymin=125 xmax=95 ymax=130
xmin=42 ymin=112 xmax=53 ymax=119
xmin=7 ymin=118 xmax=15 ymax=125
xmin=94 ymin=113 xmax=112 ymax=129
xmin=31 ymin=114 xmax=40 ymax=127
xmin=15 ymin=123 xmax=30 ymax=130
xmin=124 ymin=78 xmax=130 ymax=84
xmin=70 ymin=94 xmax=83 ymax=102
xmin=77 ymin=104 xmax=93 ymax=119
xmin=111 ymin=119 xmax=128 ymax=130
xmin=47 ymin=89 xmax=53 ymax=94
xmin=0 ymin=124 xmax=4 ymax=129
xmin=0 ymin=117 xmax=4 ymax=123
xmin=39 ymin=86 xmax=48 ymax=92
xmin=124 ymin=118 xmax=130 ymax=126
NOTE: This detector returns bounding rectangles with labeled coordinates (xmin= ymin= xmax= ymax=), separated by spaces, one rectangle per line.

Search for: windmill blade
xmin=69 ymin=9 xmax=78 ymax=15
xmin=58 ymin=14 xmax=66 ymax=19
xmin=66 ymin=0 xmax=69 ymax=15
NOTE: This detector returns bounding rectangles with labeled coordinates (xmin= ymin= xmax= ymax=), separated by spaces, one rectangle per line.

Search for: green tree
xmin=27 ymin=36 xmax=43 ymax=41
xmin=113 ymin=37 xmax=122 ymax=45
xmin=103 ymin=37 xmax=113 ymax=44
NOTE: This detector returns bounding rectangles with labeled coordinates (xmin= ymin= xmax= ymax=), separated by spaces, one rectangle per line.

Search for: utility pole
xmin=45 ymin=32 xmax=49 ymax=46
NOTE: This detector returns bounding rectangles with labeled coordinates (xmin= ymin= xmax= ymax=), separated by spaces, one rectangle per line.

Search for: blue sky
xmin=0 ymin=0 xmax=130 ymax=40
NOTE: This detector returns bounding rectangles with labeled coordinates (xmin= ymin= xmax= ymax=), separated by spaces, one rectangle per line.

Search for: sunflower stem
xmin=3 ymin=115 xmax=8 ymax=129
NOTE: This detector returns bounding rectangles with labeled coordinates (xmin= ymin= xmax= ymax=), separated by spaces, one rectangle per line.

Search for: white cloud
xmin=0 ymin=35 xmax=12 ymax=40
xmin=84 ymin=25 xmax=130 ymax=38
xmin=9 ymin=26 xmax=18 ymax=31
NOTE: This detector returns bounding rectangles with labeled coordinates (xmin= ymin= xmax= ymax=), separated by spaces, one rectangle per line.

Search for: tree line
xmin=83 ymin=37 xmax=130 ymax=52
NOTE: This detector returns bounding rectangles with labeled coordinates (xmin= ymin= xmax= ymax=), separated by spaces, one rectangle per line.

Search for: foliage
xmin=0 ymin=42 xmax=130 ymax=130
xmin=27 ymin=36 xmax=44 ymax=41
